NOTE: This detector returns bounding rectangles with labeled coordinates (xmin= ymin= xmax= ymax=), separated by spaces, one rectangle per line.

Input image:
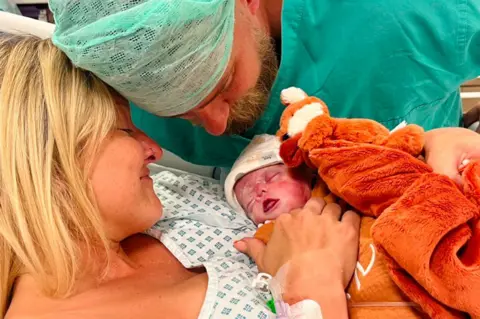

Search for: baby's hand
xmin=425 ymin=127 xmax=480 ymax=185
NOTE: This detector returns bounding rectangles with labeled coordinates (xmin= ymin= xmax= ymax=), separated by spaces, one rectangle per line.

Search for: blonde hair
xmin=0 ymin=34 xmax=118 ymax=316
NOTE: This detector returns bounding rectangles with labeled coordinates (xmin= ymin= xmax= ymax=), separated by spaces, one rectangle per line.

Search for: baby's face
xmin=234 ymin=164 xmax=311 ymax=224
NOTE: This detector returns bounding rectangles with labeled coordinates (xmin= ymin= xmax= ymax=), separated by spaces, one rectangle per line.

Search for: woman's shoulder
xmin=8 ymin=273 xmax=208 ymax=319
xmin=7 ymin=236 xmax=208 ymax=319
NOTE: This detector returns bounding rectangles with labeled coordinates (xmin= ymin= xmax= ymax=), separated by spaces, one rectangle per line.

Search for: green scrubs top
xmin=131 ymin=0 xmax=480 ymax=168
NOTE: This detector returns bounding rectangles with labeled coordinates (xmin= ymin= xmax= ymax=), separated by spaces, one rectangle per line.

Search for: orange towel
xmin=310 ymin=143 xmax=479 ymax=318
xmin=347 ymin=217 xmax=427 ymax=319
xmin=274 ymin=87 xmax=480 ymax=318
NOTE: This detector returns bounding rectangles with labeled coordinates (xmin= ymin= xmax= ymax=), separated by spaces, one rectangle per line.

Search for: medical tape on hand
xmin=252 ymin=263 xmax=323 ymax=318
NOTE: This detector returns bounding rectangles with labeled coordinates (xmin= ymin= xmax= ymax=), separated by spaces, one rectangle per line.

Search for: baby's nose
xmin=254 ymin=183 xmax=266 ymax=196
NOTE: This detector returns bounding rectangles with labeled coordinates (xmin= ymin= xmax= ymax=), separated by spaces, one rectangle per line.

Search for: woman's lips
xmin=140 ymin=167 xmax=151 ymax=179
xmin=263 ymin=198 xmax=279 ymax=213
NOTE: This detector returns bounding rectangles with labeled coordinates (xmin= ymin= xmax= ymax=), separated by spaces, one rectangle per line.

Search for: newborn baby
xmin=224 ymin=134 xmax=313 ymax=225
xmin=224 ymin=137 xmax=427 ymax=319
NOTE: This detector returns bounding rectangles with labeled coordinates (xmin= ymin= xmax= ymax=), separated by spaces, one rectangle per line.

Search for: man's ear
xmin=243 ymin=0 xmax=260 ymax=15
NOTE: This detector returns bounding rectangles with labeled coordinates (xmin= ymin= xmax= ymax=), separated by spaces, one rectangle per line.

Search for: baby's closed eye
xmin=265 ymin=172 xmax=280 ymax=182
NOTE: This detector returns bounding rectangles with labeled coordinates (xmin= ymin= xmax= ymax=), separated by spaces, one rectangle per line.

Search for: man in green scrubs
xmin=51 ymin=0 xmax=480 ymax=170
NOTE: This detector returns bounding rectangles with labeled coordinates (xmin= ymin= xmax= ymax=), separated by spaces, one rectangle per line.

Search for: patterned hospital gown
xmin=146 ymin=171 xmax=274 ymax=319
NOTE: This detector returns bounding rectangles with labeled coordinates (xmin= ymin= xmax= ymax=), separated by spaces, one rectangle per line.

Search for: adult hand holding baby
xmin=425 ymin=127 xmax=480 ymax=185
xmin=235 ymin=198 xmax=360 ymax=318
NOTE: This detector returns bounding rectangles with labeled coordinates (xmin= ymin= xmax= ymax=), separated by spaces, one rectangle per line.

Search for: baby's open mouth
xmin=263 ymin=198 xmax=279 ymax=213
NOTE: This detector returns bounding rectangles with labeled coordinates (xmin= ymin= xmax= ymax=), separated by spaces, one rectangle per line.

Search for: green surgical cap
xmin=50 ymin=0 xmax=235 ymax=116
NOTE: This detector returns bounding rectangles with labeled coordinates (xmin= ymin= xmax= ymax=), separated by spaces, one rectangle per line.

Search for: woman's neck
xmin=74 ymin=241 xmax=138 ymax=293
xmin=104 ymin=242 xmax=139 ymax=277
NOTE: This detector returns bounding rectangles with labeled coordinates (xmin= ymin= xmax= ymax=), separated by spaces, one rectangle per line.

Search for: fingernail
xmin=234 ymin=240 xmax=247 ymax=251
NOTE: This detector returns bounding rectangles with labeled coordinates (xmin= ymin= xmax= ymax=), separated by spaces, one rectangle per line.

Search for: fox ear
xmin=280 ymin=87 xmax=308 ymax=106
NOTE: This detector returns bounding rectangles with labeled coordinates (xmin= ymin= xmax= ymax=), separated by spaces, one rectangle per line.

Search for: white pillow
xmin=0 ymin=11 xmax=54 ymax=39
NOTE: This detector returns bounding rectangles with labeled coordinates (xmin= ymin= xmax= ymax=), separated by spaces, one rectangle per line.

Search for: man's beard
xmin=224 ymin=29 xmax=279 ymax=136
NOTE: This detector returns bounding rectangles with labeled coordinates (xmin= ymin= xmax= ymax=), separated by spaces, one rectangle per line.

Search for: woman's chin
xmin=146 ymin=199 xmax=163 ymax=224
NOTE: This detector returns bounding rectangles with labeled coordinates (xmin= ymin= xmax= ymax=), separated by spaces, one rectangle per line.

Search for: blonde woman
xmin=0 ymin=34 xmax=361 ymax=319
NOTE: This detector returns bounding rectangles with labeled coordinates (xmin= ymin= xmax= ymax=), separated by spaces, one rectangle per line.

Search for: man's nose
xmin=195 ymin=101 xmax=230 ymax=136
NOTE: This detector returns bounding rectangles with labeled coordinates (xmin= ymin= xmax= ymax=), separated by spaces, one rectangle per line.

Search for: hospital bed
xmin=0 ymin=10 xmax=216 ymax=178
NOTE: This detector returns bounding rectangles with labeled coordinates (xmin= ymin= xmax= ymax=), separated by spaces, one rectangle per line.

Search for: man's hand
xmin=425 ymin=127 xmax=480 ymax=185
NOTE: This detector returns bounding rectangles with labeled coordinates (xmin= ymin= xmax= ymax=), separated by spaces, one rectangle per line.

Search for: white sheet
xmin=148 ymin=163 xmax=216 ymax=180
xmin=0 ymin=11 xmax=54 ymax=38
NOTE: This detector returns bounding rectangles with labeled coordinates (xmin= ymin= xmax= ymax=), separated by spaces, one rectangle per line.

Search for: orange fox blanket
xmin=271 ymin=87 xmax=480 ymax=318
xmin=348 ymin=217 xmax=427 ymax=319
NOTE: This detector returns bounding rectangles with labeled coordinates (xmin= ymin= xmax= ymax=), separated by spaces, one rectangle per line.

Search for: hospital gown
xmin=147 ymin=171 xmax=273 ymax=319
